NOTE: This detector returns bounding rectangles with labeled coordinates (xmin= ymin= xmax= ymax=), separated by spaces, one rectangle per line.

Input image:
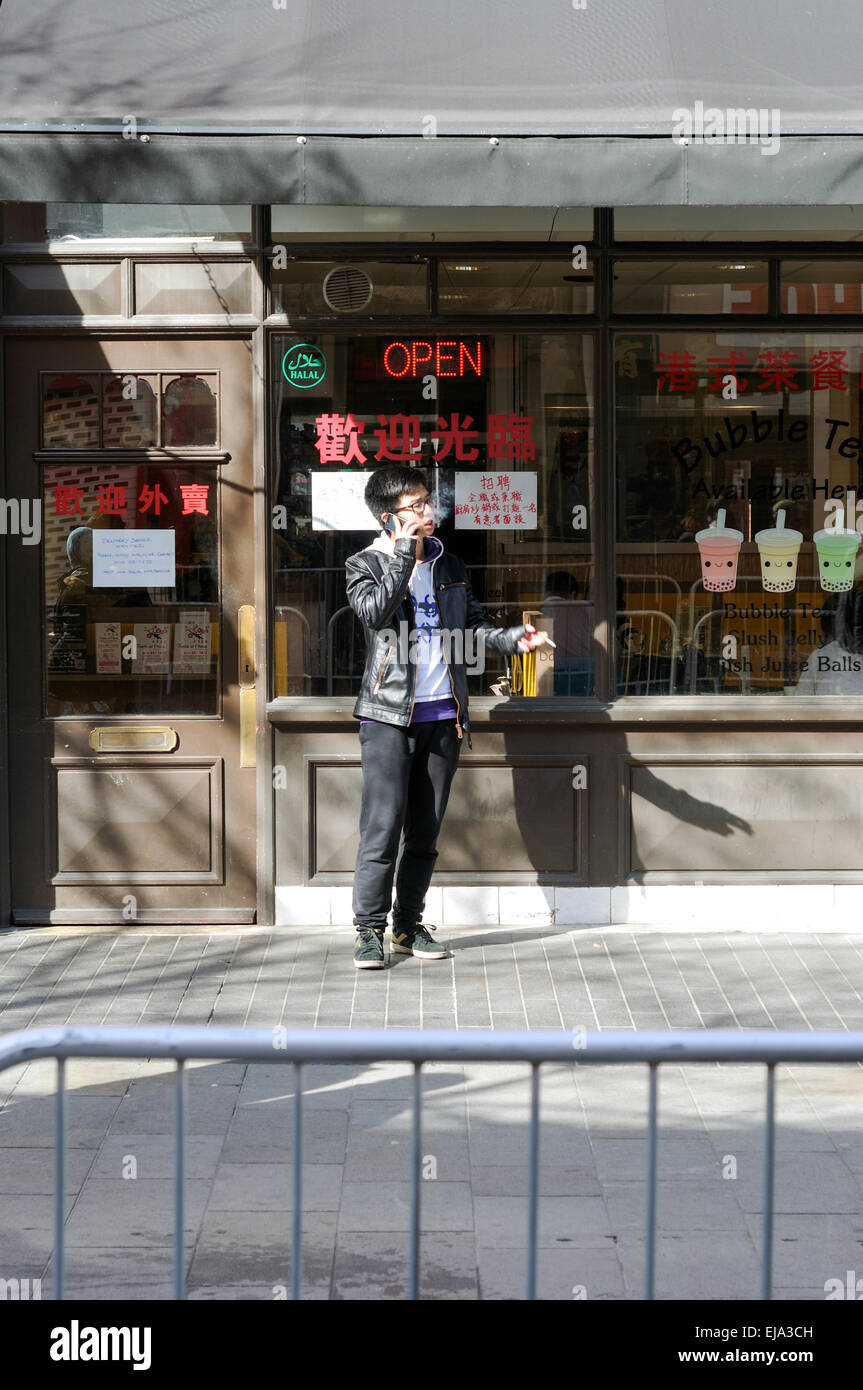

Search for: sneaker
xmin=353 ymin=928 xmax=386 ymax=969
xmin=391 ymin=923 xmax=447 ymax=959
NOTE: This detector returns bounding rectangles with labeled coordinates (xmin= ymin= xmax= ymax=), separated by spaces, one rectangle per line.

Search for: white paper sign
xmin=455 ymin=472 xmax=537 ymax=528
xmin=311 ymin=472 xmax=380 ymax=532
xmin=132 ymin=622 xmax=171 ymax=674
xmin=173 ymin=616 xmax=212 ymax=674
xmin=92 ymin=529 xmax=176 ymax=587
xmin=95 ymin=621 xmax=122 ymax=675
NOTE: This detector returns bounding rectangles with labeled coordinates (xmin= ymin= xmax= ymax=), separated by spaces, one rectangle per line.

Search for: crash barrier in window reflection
xmin=1 ymin=1025 xmax=860 ymax=1300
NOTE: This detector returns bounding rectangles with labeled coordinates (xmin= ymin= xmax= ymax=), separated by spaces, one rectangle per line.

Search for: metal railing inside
xmin=1 ymin=1025 xmax=861 ymax=1301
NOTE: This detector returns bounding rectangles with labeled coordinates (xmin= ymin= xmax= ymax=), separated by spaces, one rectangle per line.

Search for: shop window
xmin=781 ymin=262 xmax=863 ymax=315
xmin=615 ymin=330 xmax=863 ymax=697
xmin=161 ymin=376 xmax=218 ymax=447
xmin=134 ymin=261 xmax=250 ymax=315
xmin=43 ymin=375 xmax=102 ymax=449
xmin=3 ymin=262 xmax=122 ymax=315
xmin=44 ymin=461 xmax=219 ymax=717
xmin=271 ymin=332 xmax=595 ymax=700
xmin=1 ymin=203 xmax=251 ymax=243
xmin=102 ymin=375 xmax=158 ymax=448
xmin=614 ymin=207 xmax=863 ymax=242
xmin=41 ymin=372 xmax=218 ymax=449
xmin=269 ymin=205 xmax=595 ymax=243
xmin=271 ymin=262 xmax=430 ymax=318
xmin=438 ymin=261 xmax=593 ymax=314
xmin=613 ymin=261 xmax=768 ymax=314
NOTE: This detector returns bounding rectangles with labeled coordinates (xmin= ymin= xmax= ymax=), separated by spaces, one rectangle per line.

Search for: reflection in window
xmin=44 ymin=462 xmax=219 ymax=716
xmin=615 ymin=330 xmax=863 ymax=697
xmin=102 ymin=376 xmax=157 ymax=448
xmin=43 ymin=374 xmax=101 ymax=448
xmin=162 ymin=376 xmax=218 ymax=446
xmin=270 ymin=332 xmax=595 ymax=699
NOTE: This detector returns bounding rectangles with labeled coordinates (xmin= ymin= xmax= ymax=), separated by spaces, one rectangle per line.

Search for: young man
xmin=345 ymin=464 xmax=550 ymax=969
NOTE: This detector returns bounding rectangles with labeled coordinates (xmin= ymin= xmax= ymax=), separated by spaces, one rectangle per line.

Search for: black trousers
xmin=352 ymin=718 xmax=462 ymax=931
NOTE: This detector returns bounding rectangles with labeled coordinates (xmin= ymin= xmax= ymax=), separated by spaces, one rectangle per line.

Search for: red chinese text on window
xmin=488 ymin=414 xmax=536 ymax=462
xmin=314 ymin=413 xmax=367 ymax=465
xmin=179 ymin=483 xmax=210 ymax=516
xmin=373 ymin=414 xmax=422 ymax=463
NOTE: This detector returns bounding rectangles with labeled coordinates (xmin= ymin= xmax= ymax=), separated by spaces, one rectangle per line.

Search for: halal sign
xmin=282 ymin=342 xmax=327 ymax=389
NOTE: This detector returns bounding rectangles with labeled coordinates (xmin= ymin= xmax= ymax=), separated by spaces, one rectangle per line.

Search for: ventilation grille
xmin=322 ymin=265 xmax=373 ymax=313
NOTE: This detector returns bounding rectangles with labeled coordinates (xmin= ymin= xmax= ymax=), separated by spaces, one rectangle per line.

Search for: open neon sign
xmin=382 ymin=339 xmax=484 ymax=379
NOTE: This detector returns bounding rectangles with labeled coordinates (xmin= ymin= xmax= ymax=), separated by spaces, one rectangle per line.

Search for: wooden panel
xmin=309 ymin=754 xmax=584 ymax=879
xmin=50 ymin=756 xmax=223 ymax=883
xmin=626 ymin=756 xmax=863 ymax=875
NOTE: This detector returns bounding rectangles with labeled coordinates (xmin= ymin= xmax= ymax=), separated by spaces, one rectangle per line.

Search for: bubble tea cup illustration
xmin=754 ymin=509 xmax=804 ymax=593
xmin=695 ymin=508 xmax=744 ymax=592
xmin=814 ymin=523 xmax=861 ymax=593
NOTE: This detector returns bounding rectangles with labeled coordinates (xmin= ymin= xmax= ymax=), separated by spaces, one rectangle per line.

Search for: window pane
xmin=102 ymin=375 xmax=157 ymax=448
xmin=1 ymin=203 xmax=251 ymax=243
xmin=615 ymin=330 xmax=863 ymax=696
xmin=271 ymin=332 xmax=595 ymax=700
xmin=615 ymin=207 xmax=863 ymax=241
xmin=271 ymin=262 xmax=429 ymax=317
xmin=782 ymin=262 xmax=863 ymax=314
xmin=613 ymin=261 xmax=767 ymax=314
xmin=44 ymin=463 xmax=219 ymax=716
xmin=270 ymin=206 xmax=594 ymax=242
xmin=161 ymin=376 xmax=218 ymax=447
xmin=438 ymin=261 xmax=593 ymax=314
xmin=4 ymin=262 xmax=122 ymax=315
xmin=43 ymin=374 xmax=101 ymax=448
xmin=134 ymin=262 xmax=250 ymax=315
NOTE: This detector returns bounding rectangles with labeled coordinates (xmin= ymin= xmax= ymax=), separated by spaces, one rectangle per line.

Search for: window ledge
xmin=266 ymin=695 xmax=863 ymax=727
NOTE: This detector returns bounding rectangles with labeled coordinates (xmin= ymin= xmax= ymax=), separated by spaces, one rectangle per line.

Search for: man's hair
xmin=364 ymin=465 xmax=428 ymax=524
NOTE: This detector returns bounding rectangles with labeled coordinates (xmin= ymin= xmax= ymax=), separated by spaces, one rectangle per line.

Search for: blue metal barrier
xmin=1 ymin=1026 xmax=861 ymax=1301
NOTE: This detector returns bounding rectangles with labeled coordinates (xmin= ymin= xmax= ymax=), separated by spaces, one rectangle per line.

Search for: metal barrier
xmin=1 ymin=1025 xmax=861 ymax=1302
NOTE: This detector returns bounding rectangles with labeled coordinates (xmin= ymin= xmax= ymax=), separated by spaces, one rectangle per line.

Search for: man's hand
xmin=517 ymin=622 xmax=551 ymax=652
xmin=386 ymin=513 xmax=425 ymax=540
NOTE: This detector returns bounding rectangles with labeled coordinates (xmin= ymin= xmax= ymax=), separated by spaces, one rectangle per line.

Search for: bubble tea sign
xmin=695 ymin=509 xmax=744 ymax=592
xmin=754 ymin=509 xmax=804 ymax=593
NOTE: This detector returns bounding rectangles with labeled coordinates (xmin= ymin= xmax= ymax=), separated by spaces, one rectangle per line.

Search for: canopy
xmin=1 ymin=0 xmax=862 ymax=204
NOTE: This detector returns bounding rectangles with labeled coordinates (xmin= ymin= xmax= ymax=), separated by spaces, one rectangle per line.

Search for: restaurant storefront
xmin=6 ymin=203 xmax=863 ymax=925
xmin=4 ymin=0 xmax=863 ymax=926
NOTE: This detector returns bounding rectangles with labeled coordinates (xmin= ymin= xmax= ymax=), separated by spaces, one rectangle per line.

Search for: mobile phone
xmin=383 ymin=514 xmax=397 ymax=535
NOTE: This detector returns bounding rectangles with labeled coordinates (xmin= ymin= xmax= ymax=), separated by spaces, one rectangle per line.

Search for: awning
xmin=2 ymin=0 xmax=863 ymax=206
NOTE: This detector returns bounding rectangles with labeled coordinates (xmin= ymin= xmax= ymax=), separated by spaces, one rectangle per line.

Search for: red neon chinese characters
xmin=809 ymin=349 xmax=848 ymax=390
xmin=488 ymin=414 xmax=536 ymax=462
xmin=314 ymin=413 xmax=367 ymax=465
xmin=705 ymin=352 xmax=749 ymax=393
xmin=96 ymin=484 xmax=127 ymax=515
xmin=431 ymin=413 xmax=479 ymax=462
xmin=179 ymin=483 xmax=210 ymax=516
xmin=52 ymin=485 xmax=86 ymax=516
xmin=656 ymin=352 xmax=697 ymax=392
xmin=756 ymin=350 xmax=800 ymax=391
xmin=373 ymin=414 xmax=422 ymax=462
xmin=138 ymin=483 xmax=169 ymax=515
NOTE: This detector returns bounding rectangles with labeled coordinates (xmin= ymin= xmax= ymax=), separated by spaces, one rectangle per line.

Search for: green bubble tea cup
xmin=814 ymin=526 xmax=861 ymax=593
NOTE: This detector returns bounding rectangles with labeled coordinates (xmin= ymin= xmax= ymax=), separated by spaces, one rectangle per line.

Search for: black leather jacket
xmin=345 ymin=534 xmax=526 ymax=748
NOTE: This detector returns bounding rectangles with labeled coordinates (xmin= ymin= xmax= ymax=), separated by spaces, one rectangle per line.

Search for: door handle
xmin=238 ymin=604 xmax=256 ymax=767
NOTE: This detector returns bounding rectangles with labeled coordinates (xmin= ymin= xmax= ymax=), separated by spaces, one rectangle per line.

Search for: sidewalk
xmin=1 ymin=924 xmax=862 ymax=1300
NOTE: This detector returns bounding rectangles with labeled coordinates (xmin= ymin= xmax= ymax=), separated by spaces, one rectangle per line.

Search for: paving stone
xmin=332 ymin=1231 xmax=477 ymax=1300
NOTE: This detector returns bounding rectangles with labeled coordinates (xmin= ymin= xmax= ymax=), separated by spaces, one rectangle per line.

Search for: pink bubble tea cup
xmin=695 ymin=508 xmax=744 ymax=592
xmin=754 ymin=509 xmax=804 ymax=593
